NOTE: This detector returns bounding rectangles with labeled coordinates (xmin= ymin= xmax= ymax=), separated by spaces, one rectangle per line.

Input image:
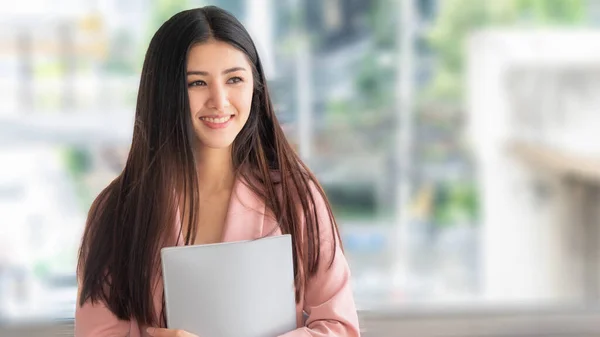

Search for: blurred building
xmin=4 ymin=1 xmax=600 ymax=335
xmin=468 ymin=30 xmax=600 ymax=303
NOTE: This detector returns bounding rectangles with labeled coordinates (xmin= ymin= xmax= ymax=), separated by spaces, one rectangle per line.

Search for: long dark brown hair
xmin=77 ymin=6 xmax=342 ymax=328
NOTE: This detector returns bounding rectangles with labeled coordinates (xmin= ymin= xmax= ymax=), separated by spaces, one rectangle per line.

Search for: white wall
xmin=466 ymin=30 xmax=600 ymax=302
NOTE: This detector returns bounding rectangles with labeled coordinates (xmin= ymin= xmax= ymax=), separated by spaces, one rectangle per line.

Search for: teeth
xmin=200 ymin=115 xmax=231 ymax=124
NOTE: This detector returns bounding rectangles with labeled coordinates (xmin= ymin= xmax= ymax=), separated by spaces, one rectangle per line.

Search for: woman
xmin=76 ymin=6 xmax=360 ymax=337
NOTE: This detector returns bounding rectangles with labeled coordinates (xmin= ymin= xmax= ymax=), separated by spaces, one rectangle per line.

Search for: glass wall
xmin=1 ymin=0 xmax=600 ymax=323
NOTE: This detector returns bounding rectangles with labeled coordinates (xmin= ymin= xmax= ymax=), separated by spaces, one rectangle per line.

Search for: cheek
xmin=188 ymin=91 xmax=207 ymax=115
xmin=235 ymin=87 xmax=254 ymax=116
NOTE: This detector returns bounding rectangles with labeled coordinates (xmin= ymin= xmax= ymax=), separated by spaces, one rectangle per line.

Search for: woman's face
xmin=186 ymin=40 xmax=254 ymax=150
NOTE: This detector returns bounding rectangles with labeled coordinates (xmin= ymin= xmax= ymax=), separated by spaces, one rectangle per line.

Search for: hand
xmin=147 ymin=327 xmax=199 ymax=337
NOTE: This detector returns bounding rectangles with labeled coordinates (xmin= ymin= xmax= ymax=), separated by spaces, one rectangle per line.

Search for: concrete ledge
xmin=4 ymin=305 xmax=600 ymax=337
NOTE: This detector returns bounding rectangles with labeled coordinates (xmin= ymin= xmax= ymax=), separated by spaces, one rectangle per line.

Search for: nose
xmin=206 ymin=83 xmax=230 ymax=112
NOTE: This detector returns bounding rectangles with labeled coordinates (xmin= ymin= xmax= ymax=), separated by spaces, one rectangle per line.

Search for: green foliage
xmin=134 ymin=0 xmax=196 ymax=70
xmin=104 ymin=30 xmax=138 ymax=75
xmin=62 ymin=147 xmax=93 ymax=209
xmin=425 ymin=0 xmax=587 ymax=103
xmin=433 ymin=181 xmax=479 ymax=227
xmin=513 ymin=0 xmax=586 ymax=24
xmin=368 ymin=0 xmax=397 ymax=48
xmin=355 ymin=51 xmax=395 ymax=112
xmin=64 ymin=147 xmax=91 ymax=178
xmin=150 ymin=0 xmax=194 ymax=32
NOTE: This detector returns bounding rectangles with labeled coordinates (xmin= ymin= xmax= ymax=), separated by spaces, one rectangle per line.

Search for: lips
xmin=200 ymin=115 xmax=232 ymax=124
xmin=199 ymin=114 xmax=234 ymax=129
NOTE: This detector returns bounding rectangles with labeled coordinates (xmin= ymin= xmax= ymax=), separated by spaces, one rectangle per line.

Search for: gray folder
xmin=161 ymin=234 xmax=297 ymax=337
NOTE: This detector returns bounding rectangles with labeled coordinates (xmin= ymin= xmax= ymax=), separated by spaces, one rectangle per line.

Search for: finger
xmin=146 ymin=327 xmax=173 ymax=336
xmin=146 ymin=328 xmax=162 ymax=336
xmin=147 ymin=327 xmax=195 ymax=337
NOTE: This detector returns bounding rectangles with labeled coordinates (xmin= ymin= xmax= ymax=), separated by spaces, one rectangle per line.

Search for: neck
xmin=194 ymin=146 xmax=235 ymax=196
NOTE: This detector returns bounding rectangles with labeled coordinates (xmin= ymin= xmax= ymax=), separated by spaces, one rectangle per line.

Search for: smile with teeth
xmin=200 ymin=115 xmax=232 ymax=124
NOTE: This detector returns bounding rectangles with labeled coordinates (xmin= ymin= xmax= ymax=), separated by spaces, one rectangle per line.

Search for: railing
xmin=5 ymin=305 xmax=600 ymax=337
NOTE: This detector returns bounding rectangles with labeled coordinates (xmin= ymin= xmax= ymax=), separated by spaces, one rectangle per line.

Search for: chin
xmin=204 ymin=143 xmax=234 ymax=150
xmin=197 ymin=137 xmax=235 ymax=150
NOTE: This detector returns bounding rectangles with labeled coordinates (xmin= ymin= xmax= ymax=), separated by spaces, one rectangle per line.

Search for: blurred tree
xmin=330 ymin=0 xmax=396 ymax=131
xmin=317 ymin=0 xmax=397 ymax=156
xmin=63 ymin=147 xmax=93 ymax=209
xmin=514 ymin=0 xmax=586 ymax=24
xmin=104 ymin=29 xmax=137 ymax=74
xmin=426 ymin=0 xmax=586 ymax=103
xmin=433 ymin=181 xmax=479 ymax=227
xmin=368 ymin=0 xmax=397 ymax=49
xmin=135 ymin=0 xmax=194 ymax=70
xmin=423 ymin=0 xmax=585 ymax=227
xmin=64 ymin=147 xmax=91 ymax=177
xmin=150 ymin=0 xmax=193 ymax=33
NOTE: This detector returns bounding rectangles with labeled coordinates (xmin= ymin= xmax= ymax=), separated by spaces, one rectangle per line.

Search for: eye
xmin=188 ymin=80 xmax=207 ymax=87
xmin=227 ymin=77 xmax=243 ymax=84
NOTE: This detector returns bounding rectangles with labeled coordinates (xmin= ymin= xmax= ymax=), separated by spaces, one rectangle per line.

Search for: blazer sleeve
xmin=278 ymin=184 xmax=361 ymax=337
xmin=75 ymin=284 xmax=131 ymax=336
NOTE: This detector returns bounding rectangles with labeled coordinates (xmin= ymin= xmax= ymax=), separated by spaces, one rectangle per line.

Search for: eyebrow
xmin=186 ymin=67 xmax=246 ymax=76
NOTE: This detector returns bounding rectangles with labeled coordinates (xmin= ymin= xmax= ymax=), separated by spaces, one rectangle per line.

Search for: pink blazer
xmin=75 ymin=177 xmax=361 ymax=336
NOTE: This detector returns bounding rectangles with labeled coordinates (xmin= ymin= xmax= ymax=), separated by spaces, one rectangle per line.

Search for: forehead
xmin=186 ymin=40 xmax=251 ymax=71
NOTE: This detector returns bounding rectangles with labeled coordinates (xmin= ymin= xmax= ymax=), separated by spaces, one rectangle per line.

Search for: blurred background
xmin=2 ymin=0 xmax=600 ymax=336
